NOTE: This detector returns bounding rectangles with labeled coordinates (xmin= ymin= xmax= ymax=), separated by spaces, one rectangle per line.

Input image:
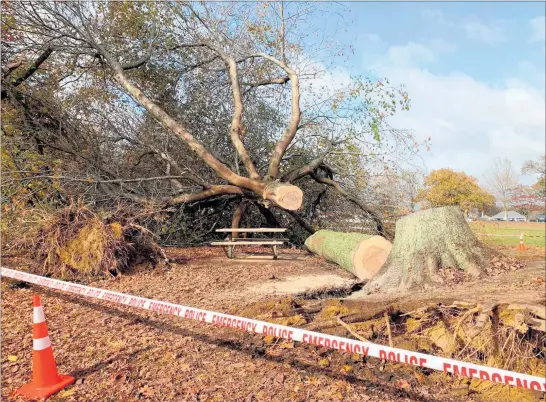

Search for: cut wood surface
xmin=228 ymin=238 xmax=290 ymax=242
xmin=216 ymin=228 xmax=287 ymax=232
xmin=210 ymin=241 xmax=285 ymax=246
xmin=304 ymin=230 xmax=392 ymax=281
xmin=263 ymin=181 xmax=303 ymax=211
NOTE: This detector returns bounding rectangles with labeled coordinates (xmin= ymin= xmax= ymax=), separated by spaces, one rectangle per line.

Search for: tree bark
xmin=305 ymin=230 xmax=392 ymax=280
xmin=364 ymin=206 xmax=491 ymax=294
xmin=231 ymin=201 xmax=248 ymax=240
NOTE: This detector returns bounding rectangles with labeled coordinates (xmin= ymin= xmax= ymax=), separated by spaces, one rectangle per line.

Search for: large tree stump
xmin=304 ymin=230 xmax=392 ymax=280
xmin=364 ymin=206 xmax=490 ymax=294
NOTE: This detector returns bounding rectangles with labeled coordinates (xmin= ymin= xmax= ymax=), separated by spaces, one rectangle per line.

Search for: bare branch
xmin=311 ymin=173 xmax=385 ymax=236
xmin=1 ymin=46 xmax=54 ymax=99
xmin=201 ymin=42 xmax=260 ymax=180
xmin=249 ymin=53 xmax=300 ymax=181
xmin=92 ymin=42 xmax=265 ymax=195
xmin=282 ymin=143 xmax=335 ymax=182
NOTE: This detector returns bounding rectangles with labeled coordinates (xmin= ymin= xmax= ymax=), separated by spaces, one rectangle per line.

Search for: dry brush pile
xmin=6 ymin=203 xmax=167 ymax=279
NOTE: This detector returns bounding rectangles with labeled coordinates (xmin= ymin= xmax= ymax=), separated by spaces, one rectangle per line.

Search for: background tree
xmin=416 ymin=169 xmax=494 ymax=217
xmin=510 ymin=185 xmax=545 ymax=218
xmin=483 ymin=158 xmax=520 ymax=220
xmin=522 ymin=155 xmax=546 ymax=199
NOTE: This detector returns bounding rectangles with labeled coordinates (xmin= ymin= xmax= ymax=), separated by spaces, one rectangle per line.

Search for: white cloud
xmin=386 ymin=42 xmax=437 ymax=68
xmin=420 ymin=8 xmax=509 ymax=45
xmin=359 ymin=33 xmax=381 ymax=44
xmin=463 ymin=20 xmax=507 ymax=44
xmin=529 ymin=16 xmax=545 ymax=43
xmin=372 ymin=42 xmax=546 ymax=184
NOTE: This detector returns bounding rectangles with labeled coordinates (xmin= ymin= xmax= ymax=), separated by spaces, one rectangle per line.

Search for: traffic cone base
xmin=17 ymin=374 xmax=74 ymax=400
xmin=17 ymin=295 xmax=75 ymax=399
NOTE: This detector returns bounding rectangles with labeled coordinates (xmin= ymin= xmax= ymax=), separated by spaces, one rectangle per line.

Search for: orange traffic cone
xmin=518 ymin=233 xmax=526 ymax=251
xmin=17 ymin=295 xmax=74 ymax=400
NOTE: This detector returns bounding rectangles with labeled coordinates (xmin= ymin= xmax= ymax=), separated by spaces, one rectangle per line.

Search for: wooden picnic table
xmin=211 ymin=228 xmax=288 ymax=259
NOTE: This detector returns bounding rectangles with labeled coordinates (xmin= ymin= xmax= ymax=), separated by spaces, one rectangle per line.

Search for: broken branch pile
xmin=22 ymin=203 xmax=165 ymax=279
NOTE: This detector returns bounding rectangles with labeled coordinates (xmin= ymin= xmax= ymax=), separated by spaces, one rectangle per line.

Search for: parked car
xmin=537 ymin=214 xmax=546 ymax=222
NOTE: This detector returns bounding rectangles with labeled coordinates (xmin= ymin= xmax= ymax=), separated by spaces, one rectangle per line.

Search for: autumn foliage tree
xmin=416 ymin=169 xmax=495 ymax=217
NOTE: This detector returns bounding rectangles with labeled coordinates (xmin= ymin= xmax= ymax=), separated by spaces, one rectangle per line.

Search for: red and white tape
xmin=2 ymin=267 xmax=545 ymax=391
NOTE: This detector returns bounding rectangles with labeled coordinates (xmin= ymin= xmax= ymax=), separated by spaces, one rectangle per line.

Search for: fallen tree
xmin=364 ymin=206 xmax=514 ymax=294
xmin=2 ymin=2 xmax=421 ymax=242
xmin=305 ymin=230 xmax=392 ymax=280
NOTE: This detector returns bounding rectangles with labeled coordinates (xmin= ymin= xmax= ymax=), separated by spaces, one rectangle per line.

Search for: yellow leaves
xmin=263 ymin=335 xmax=275 ymax=344
xmin=59 ymin=389 xmax=76 ymax=397
xmin=419 ymin=168 xmax=495 ymax=210
xmin=341 ymin=365 xmax=353 ymax=373
xmin=8 ymin=355 xmax=17 ymax=362
xmin=318 ymin=358 xmax=330 ymax=367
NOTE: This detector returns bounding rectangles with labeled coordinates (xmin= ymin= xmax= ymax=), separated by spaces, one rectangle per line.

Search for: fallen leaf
xmin=395 ymin=379 xmax=411 ymax=392
xmin=263 ymin=335 xmax=275 ymax=344
xmin=274 ymin=372 xmax=285 ymax=385
xmin=59 ymin=389 xmax=76 ymax=397
xmin=279 ymin=342 xmax=294 ymax=349
xmin=414 ymin=372 xmax=425 ymax=384
xmin=139 ymin=385 xmax=155 ymax=397
xmin=8 ymin=355 xmax=17 ymax=362
xmin=319 ymin=359 xmax=329 ymax=368
xmin=342 ymin=365 xmax=353 ymax=373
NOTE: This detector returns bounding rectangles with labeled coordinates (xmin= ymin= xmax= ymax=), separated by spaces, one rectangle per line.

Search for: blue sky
xmin=309 ymin=2 xmax=545 ymax=185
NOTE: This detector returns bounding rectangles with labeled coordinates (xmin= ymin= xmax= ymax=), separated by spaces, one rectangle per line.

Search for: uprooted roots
xmin=28 ymin=204 xmax=166 ymax=279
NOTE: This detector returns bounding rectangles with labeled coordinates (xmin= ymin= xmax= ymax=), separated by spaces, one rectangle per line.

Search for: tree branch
xmin=166 ymin=185 xmax=243 ymax=205
xmin=311 ymin=174 xmax=385 ymax=236
xmin=284 ymin=209 xmax=315 ymax=234
xmin=201 ymin=42 xmax=260 ymax=180
xmin=282 ymin=143 xmax=334 ymax=183
xmin=250 ymin=53 xmax=300 ymax=181
xmin=1 ymin=46 xmax=54 ymax=99
xmin=91 ymin=41 xmax=265 ymax=195
xmin=242 ymin=75 xmax=289 ymax=94
xmin=120 ymin=47 xmax=153 ymax=70
xmin=3 ymin=174 xmax=199 ymax=184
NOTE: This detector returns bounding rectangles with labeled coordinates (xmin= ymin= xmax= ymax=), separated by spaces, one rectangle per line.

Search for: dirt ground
xmin=1 ymin=246 xmax=545 ymax=402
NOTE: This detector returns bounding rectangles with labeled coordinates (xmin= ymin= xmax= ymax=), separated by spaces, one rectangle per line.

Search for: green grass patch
xmin=469 ymin=221 xmax=546 ymax=247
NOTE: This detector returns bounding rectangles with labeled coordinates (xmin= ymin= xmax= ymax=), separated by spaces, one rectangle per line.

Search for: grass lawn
xmin=469 ymin=221 xmax=546 ymax=248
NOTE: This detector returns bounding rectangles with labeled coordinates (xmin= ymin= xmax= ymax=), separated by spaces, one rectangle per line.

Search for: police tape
xmin=1 ymin=267 xmax=545 ymax=392
xmin=475 ymin=233 xmax=546 ymax=238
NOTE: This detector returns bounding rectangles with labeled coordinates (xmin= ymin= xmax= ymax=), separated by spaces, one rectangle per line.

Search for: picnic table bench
xmin=211 ymin=228 xmax=288 ymax=259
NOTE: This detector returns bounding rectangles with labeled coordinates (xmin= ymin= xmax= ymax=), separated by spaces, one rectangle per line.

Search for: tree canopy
xmin=416 ymin=169 xmax=494 ymax=216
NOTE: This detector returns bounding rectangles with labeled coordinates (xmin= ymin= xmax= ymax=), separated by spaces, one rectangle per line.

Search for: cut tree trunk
xmin=304 ymin=230 xmax=392 ymax=280
xmin=364 ymin=206 xmax=491 ymax=294
xmin=263 ymin=181 xmax=303 ymax=211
